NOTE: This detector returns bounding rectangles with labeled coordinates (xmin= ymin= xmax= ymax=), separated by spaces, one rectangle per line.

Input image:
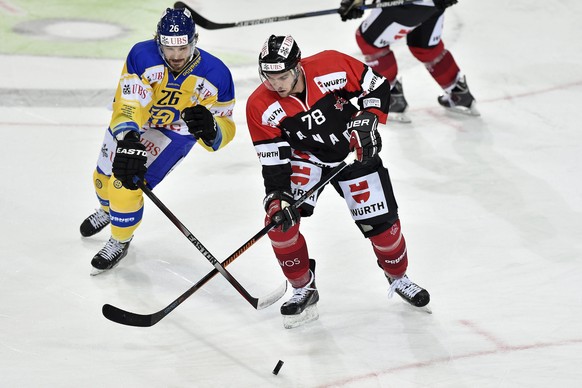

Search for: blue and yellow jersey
xmin=109 ymin=39 xmax=235 ymax=151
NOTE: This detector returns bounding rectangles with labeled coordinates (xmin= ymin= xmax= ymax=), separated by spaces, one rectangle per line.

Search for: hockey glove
xmin=338 ymin=0 xmax=364 ymax=21
xmin=348 ymin=111 xmax=382 ymax=164
xmin=112 ymin=133 xmax=147 ymax=190
xmin=264 ymin=191 xmax=301 ymax=232
xmin=181 ymin=105 xmax=218 ymax=146
xmin=433 ymin=0 xmax=458 ymax=10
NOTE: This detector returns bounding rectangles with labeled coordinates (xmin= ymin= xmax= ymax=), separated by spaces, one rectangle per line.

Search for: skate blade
xmin=282 ymin=304 xmax=319 ymax=329
xmin=443 ymin=101 xmax=480 ymax=117
xmin=416 ymin=303 xmax=432 ymax=314
xmin=90 ymin=267 xmax=106 ymax=276
xmin=388 ymin=112 xmax=412 ymax=123
xmin=90 ymin=262 xmax=120 ymax=276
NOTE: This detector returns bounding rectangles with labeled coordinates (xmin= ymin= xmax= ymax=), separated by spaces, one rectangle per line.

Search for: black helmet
xmin=258 ymin=35 xmax=301 ymax=74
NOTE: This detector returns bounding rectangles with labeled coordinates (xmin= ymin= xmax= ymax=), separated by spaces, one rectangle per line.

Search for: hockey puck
xmin=272 ymin=360 xmax=284 ymax=375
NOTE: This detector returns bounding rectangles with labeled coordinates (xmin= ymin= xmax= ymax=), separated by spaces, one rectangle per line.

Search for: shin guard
xmin=108 ymin=177 xmax=144 ymax=242
xmin=409 ymin=41 xmax=460 ymax=89
xmin=268 ymin=222 xmax=311 ymax=287
xmin=93 ymin=169 xmax=111 ymax=213
xmin=369 ymin=219 xmax=408 ymax=278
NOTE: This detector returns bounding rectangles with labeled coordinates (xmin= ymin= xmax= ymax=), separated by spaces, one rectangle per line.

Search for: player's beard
xmin=168 ymin=59 xmax=187 ymax=72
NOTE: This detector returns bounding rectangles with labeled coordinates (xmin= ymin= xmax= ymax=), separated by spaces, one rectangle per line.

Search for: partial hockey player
xmin=246 ymin=35 xmax=430 ymax=329
xmin=338 ymin=0 xmax=479 ymax=122
xmin=80 ymin=7 xmax=236 ymax=275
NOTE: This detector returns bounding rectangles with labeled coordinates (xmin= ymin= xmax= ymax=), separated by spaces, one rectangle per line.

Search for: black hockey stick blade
xmin=102 ymin=280 xmax=287 ymax=327
xmin=174 ymin=1 xmax=415 ymax=30
xmin=102 ymin=263 xmax=287 ymax=327
xmin=102 ymin=222 xmax=286 ymax=327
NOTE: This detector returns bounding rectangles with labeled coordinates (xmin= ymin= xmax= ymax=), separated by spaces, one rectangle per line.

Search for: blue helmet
xmin=156 ymin=7 xmax=197 ymax=47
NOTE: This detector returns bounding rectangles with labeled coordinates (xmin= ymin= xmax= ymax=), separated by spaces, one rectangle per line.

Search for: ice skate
xmin=281 ymin=259 xmax=319 ymax=329
xmin=388 ymin=77 xmax=411 ymax=124
xmin=437 ymin=75 xmax=480 ymax=116
xmin=80 ymin=208 xmax=110 ymax=237
xmin=90 ymin=237 xmax=132 ymax=276
xmin=386 ymin=274 xmax=431 ymax=313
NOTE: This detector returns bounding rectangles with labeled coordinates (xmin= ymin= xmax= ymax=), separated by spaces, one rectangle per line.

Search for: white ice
xmin=1 ymin=0 xmax=581 ymax=387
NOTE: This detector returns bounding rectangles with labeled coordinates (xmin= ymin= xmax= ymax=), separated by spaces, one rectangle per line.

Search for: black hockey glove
xmin=112 ymin=133 xmax=147 ymax=190
xmin=348 ymin=111 xmax=382 ymax=164
xmin=264 ymin=191 xmax=301 ymax=232
xmin=181 ymin=105 xmax=218 ymax=146
xmin=338 ymin=0 xmax=364 ymax=21
xmin=433 ymin=0 xmax=458 ymax=10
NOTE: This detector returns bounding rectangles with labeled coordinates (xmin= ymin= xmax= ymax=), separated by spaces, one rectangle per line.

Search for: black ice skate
xmin=387 ymin=274 xmax=431 ymax=313
xmin=80 ymin=208 xmax=110 ymax=237
xmin=437 ymin=75 xmax=480 ymax=116
xmin=388 ymin=77 xmax=411 ymax=124
xmin=90 ymin=237 xmax=132 ymax=276
xmin=281 ymin=259 xmax=319 ymax=329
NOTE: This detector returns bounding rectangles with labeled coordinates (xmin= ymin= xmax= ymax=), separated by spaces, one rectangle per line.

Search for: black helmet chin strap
xmin=289 ymin=64 xmax=302 ymax=93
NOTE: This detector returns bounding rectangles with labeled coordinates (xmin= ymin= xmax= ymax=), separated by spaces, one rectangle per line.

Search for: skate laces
xmin=443 ymin=76 xmax=471 ymax=105
xmin=99 ymin=238 xmax=126 ymax=262
xmin=287 ymin=272 xmax=316 ymax=304
xmin=388 ymin=276 xmax=422 ymax=299
xmin=452 ymin=77 xmax=469 ymax=94
xmin=391 ymin=80 xmax=403 ymax=96
xmin=88 ymin=209 xmax=110 ymax=229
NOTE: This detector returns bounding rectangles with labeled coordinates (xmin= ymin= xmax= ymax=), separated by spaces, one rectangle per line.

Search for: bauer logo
xmin=314 ymin=72 xmax=347 ymax=93
xmin=110 ymin=215 xmax=136 ymax=224
xmin=384 ymin=248 xmax=406 ymax=265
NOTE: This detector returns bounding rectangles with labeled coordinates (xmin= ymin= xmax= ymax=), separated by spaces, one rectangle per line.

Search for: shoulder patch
xmin=262 ymin=101 xmax=286 ymax=127
xmin=313 ymin=71 xmax=348 ymax=93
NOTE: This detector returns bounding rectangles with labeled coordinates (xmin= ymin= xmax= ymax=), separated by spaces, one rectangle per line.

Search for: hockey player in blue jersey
xmin=80 ymin=7 xmax=236 ymax=275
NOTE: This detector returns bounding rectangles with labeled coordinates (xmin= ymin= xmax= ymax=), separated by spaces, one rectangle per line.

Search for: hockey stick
xmin=134 ymin=179 xmax=284 ymax=310
xmin=174 ymin=0 xmax=417 ymax=30
xmin=102 ymin=152 xmax=356 ymax=327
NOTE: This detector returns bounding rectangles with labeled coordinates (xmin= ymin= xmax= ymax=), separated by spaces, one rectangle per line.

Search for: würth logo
xmin=395 ymin=28 xmax=411 ymax=40
xmin=349 ymin=180 xmax=370 ymax=203
xmin=291 ymin=165 xmax=311 ymax=186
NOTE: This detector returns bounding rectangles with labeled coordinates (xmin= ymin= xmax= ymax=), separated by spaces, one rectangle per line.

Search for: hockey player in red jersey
xmin=338 ymin=0 xmax=479 ymax=123
xmin=246 ymin=35 xmax=430 ymax=329
xmin=79 ymin=8 xmax=236 ymax=275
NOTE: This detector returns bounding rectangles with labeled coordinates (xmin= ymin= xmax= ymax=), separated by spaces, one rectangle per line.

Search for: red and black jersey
xmin=246 ymin=50 xmax=390 ymax=194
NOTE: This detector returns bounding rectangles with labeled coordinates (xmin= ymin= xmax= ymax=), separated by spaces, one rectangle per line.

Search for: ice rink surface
xmin=1 ymin=0 xmax=581 ymax=387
